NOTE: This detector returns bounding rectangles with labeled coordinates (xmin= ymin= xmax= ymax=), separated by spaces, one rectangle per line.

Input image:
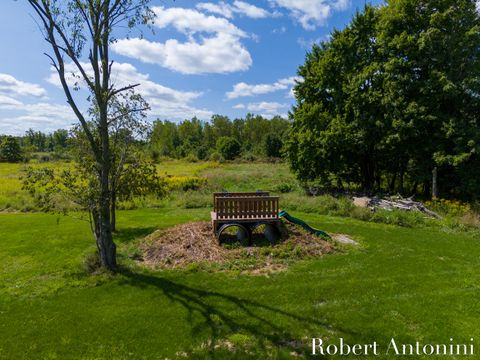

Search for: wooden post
xmin=432 ymin=167 xmax=438 ymax=199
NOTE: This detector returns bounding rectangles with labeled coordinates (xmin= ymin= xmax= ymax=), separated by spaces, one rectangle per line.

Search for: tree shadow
xmin=117 ymin=267 xmax=355 ymax=358
xmin=113 ymin=226 xmax=157 ymax=243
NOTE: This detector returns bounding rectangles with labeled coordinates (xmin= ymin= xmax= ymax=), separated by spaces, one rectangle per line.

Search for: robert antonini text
xmin=311 ymin=337 xmax=475 ymax=356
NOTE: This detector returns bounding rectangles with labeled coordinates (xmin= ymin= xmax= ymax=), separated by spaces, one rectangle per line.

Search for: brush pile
xmin=139 ymin=221 xmax=335 ymax=272
xmin=353 ymin=196 xmax=440 ymax=218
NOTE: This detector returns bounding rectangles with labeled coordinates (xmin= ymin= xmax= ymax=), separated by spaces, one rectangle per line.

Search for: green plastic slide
xmin=279 ymin=210 xmax=331 ymax=238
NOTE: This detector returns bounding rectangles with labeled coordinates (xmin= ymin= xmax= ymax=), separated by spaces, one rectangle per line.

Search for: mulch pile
xmin=139 ymin=221 xmax=335 ymax=271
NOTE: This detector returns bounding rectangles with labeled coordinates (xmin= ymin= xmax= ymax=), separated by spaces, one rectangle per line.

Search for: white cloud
xmin=46 ymin=62 xmax=213 ymax=121
xmin=246 ymin=101 xmax=287 ymax=113
xmin=0 ymin=95 xmax=23 ymax=107
xmin=233 ymin=101 xmax=289 ymax=117
xmin=0 ymin=74 xmax=72 ymax=135
xmin=197 ymin=1 xmax=235 ymax=18
xmin=297 ymin=35 xmax=330 ymax=48
xmin=0 ymin=101 xmax=77 ymax=135
xmin=232 ymin=1 xmax=278 ymax=18
xmin=0 ymin=73 xmax=47 ymax=98
xmin=112 ymin=6 xmax=252 ymax=74
xmin=0 ymin=63 xmax=214 ymax=135
xmin=270 ymin=0 xmax=350 ymax=30
xmin=153 ymin=6 xmax=247 ymax=37
xmin=226 ymin=76 xmax=301 ymax=99
xmin=234 ymin=101 xmax=289 ymax=118
xmin=272 ymin=26 xmax=287 ymax=34
xmin=197 ymin=1 xmax=278 ymax=19
xmin=288 ymin=87 xmax=295 ymax=99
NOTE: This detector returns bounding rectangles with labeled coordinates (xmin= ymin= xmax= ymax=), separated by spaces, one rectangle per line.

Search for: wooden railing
xmin=214 ymin=196 xmax=279 ymax=220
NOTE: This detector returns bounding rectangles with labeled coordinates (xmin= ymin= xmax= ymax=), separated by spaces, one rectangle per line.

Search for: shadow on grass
xmin=113 ymin=226 xmax=157 ymax=243
xmin=117 ymin=267 xmax=352 ymax=358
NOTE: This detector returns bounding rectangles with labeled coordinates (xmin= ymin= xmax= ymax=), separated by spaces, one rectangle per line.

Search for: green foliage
xmin=0 ymin=136 xmax=23 ymax=163
xmin=149 ymin=114 xmax=290 ymax=161
xmin=22 ymin=128 xmax=70 ymax=155
xmin=164 ymin=176 xmax=207 ymax=191
xmin=21 ymin=166 xmax=96 ymax=213
xmin=424 ymin=198 xmax=472 ymax=217
xmin=117 ymin=160 xmax=168 ymax=202
xmin=287 ymin=0 xmax=480 ymax=199
xmin=149 ymin=120 xmax=180 ymax=158
xmin=216 ymin=136 xmax=241 ymax=160
xmin=209 ymin=151 xmax=225 ymax=163
xmin=273 ymin=182 xmax=297 ymax=193
xmin=264 ymin=133 xmax=283 ymax=158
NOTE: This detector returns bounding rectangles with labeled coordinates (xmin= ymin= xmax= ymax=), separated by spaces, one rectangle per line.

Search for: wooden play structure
xmin=211 ymin=191 xmax=280 ymax=244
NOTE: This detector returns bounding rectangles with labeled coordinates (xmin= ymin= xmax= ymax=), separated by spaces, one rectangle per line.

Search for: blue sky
xmin=0 ymin=0 xmax=383 ymax=135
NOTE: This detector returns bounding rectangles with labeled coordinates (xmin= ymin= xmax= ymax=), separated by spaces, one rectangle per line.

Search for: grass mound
xmin=139 ymin=221 xmax=335 ymax=272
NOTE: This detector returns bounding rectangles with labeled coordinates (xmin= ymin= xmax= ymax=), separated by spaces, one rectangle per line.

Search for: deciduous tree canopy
xmin=286 ymin=0 xmax=480 ymax=200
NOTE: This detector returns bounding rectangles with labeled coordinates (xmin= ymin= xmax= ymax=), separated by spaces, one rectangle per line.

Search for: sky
xmin=0 ymin=0 xmax=383 ymax=135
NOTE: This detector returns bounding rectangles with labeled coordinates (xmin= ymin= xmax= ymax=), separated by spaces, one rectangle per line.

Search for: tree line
xmin=286 ymin=0 xmax=480 ymax=200
xmin=0 ymin=114 xmax=290 ymax=163
xmin=149 ymin=114 xmax=289 ymax=161
xmin=0 ymin=129 xmax=70 ymax=162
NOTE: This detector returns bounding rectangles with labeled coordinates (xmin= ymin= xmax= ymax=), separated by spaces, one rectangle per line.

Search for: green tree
xmin=28 ymin=0 xmax=154 ymax=269
xmin=287 ymin=1 xmax=480 ymax=198
xmin=51 ymin=129 xmax=69 ymax=151
xmin=217 ymin=136 xmax=241 ymax=160
xmin=150 ymin=120 xmax=180 ymax=158
xmin=211 ymin=115 xmax=233 ymax=138
xmin=287 ymin=6 xmax=383 ymax=192
xmin=177 ymin=117 xmax=203 ymax=157
xmin=24 ymin=129 xmax=47 ymax=152
xmin=379 ymin=0 xmax=480 ymax=198
xmin=264 ymin=133 xmax=283 ymax=158
xmin=0 ymin=136 xmax=23 ymax=163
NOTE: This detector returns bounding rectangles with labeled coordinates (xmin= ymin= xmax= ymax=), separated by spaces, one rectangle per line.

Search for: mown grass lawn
xmin=1 ymin=207 xmax=480 ymax=359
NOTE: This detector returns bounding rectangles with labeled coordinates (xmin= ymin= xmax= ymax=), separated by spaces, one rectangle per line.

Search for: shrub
xmin=264 ymin=133 xmax=283 ymax=158
xmin=273 ymin=182 xmax=297 ymax=193
xmin=150 ymin=149 xmax=160 ymax=163
xmin=164 ymin=176 xmax=207 ymax=191
xmin=241 ymin=152 xmax=257 ymax=162
xmin=184 ymin=153 xmax=198 ymax=163
xmin=216 ymin=136 xmax=241 ymax=160
xmin=196 ymin=145 xmax=209 ymax=160
xmin=424 ymin=198 xmax=472 ymax=217
xmin=209 ymin=151 xmax=224 ymax=163
xmin=0 ymin=136 xmax=23 ymax=163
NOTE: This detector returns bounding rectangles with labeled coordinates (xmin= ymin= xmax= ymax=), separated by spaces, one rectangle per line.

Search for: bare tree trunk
xmin=410 ymin=181 xmax=418 ymax=197
xmin=432 ymin=167 xmax=438 ymax=199
xmin=361 ymin=156 xmax=375 ymax=194
xmin=111 ymin=190 xmax=116 ymax=233
xmin=96 ymin=101 xmax=116 ymax=269
xmin=95 ymin=174 xmax=116 ymax=268
xmin=389 ymin=172 xmax=397 ymax=193
xmin=423 ymin=181 xmax=431 ymax=197
xmin=399 ymin=170 xmax=404 ymax=195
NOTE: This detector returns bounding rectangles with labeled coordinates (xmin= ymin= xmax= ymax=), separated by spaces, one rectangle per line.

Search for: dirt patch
xmin=332 ymin=233 xmax=359 ymax=245
xmin=139 ymin=221 xmax=334 ymax=272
